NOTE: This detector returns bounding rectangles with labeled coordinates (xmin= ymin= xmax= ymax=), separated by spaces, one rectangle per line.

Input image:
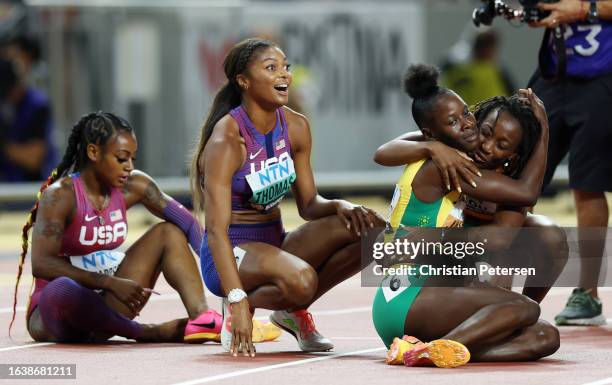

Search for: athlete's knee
xmin=519 ymin=299 xmax=541 ymax=325
xmin=536 ymin=227 xmax=569 ymax=278
xmin=536 ymin=222 xmax=568 ymax=258
xmin=505 ymin=298 xmax=540 ymax=326
xmin=40 ymin=277 xmax=81 ymax=315
xmin=282 ymin=265 xmax=317 ymax=307
xmin=325 ymin=214 xmax=360 ymax=241
xmin=529 ymin=320 xmax=560 ymax=360
xmin=154 ymin=221 xmax=187 ymax=242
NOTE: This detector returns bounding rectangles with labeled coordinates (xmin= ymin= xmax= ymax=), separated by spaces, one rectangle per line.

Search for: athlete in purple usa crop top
xmin=229 ymin=105 xmax=296 ymax=212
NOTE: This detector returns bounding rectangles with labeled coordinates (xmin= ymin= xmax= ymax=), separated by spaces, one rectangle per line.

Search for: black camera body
xmin=472 ymin=0 xmax=557 ymax=27
xmin=520 ymin=0 xmax=555 ymax=23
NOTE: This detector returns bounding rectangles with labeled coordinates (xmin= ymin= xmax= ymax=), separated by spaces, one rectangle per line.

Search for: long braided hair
xmin=473 ymin=95 xmax=542 ymax=178
xmin=9 ymin=111 xmax=133 ymax=336
xmin=190 ymin=38 xmax=276 ymax=217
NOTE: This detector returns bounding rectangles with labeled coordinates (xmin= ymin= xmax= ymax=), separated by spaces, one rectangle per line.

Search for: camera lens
xmin=472 ymin=1 xmax=495 ymax=27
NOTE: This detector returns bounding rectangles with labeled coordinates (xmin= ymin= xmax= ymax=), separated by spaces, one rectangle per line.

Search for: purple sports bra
xmin=229 ymin=105 xmax=296 ymax=212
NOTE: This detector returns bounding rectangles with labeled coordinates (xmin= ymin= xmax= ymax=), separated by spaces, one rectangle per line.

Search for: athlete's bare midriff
xmin=230 ymin=206 xmax=281 ymax=225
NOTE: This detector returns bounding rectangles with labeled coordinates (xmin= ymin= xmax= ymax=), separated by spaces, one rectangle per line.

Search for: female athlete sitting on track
xmin=191 ymin=38 xmax=384 ymax=357
xmin=11 ymin=111 xmax=222 ymax=343
xmin=370 ymin=64 xmax=560 ymax=367
xmin=375 ymin=86 xmax=568 ymax=304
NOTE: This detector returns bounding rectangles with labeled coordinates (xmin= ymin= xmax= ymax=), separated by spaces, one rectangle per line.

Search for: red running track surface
xmin=1 ymin=258 xmax=611 ymax=385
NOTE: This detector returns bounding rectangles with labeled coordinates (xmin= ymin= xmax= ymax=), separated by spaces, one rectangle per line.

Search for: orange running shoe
xmin=252 ymin=319 xmax=282 ymax=343
xmin=385 ymin=336 xmax=426 ymax=365
xmin=403 ymin=339 xmax=470 ymax=368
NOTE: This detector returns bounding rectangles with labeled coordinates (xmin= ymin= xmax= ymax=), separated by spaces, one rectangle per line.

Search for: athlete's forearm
xmin=298 ymin=195 xmax=339 ymax=221
xmin=162 ymin=199 xmax=203 ymax=253
xmin=374 ymin=140 xmax=433 ymax=167
xmin=206 ymin=229 xmax=244 ymax=295
xmin=596 ymin=0 xmax=612 ymax=19
xmin=31 ymin=255 xmax=111 ymax=290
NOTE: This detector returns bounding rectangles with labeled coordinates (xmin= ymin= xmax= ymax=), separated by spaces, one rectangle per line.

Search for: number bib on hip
xmin=69 ymin=250 xmax=125 ymax=277
xmin=245 ymin=151 xmax=297 ymax=211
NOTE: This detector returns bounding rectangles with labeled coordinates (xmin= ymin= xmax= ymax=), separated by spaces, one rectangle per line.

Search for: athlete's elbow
xmin=31 ymin=257 xmax=53 ymax=280
xmin=373 ymin=147 xmax=390 ymax=166
xmin=298 ymin=208 xmax=314 ymax=221
xmin=520 ymin=191 xmax=539 ymax=207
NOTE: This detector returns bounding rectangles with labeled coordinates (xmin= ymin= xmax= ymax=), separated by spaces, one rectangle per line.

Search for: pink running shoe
xmin=184 ymin=309 xmax=222 ymax=343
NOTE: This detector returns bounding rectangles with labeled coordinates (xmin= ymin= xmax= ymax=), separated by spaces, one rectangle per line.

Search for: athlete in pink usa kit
xmin=11 ymin=111 xmax=221 ymax=343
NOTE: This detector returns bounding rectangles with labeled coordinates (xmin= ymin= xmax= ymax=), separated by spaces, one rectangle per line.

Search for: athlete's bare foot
xmin=137 ymin=318 xmax=188 ymax=342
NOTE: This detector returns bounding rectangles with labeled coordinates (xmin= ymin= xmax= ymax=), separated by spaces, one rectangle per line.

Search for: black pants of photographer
xmin=529 ymin=71 xmax=611 ymax=300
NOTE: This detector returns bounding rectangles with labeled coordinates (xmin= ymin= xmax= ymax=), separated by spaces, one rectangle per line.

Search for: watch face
xmin=228 ymin=289 xmax=246 ymax=303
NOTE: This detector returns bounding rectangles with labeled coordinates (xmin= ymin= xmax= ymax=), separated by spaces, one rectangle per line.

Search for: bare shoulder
xmin=122 ymin=169 xmax=155 ymax=196
xmin=38 ymin=176 xmax=75 ymax=215
xmin=282 ymin=107 xmax=310 ymax=150
xmin=282 ymin=106 xmax=309 ymax=132
xmin=209 ymin=114 xmax=243 ymax=144
xmin=201 ymin=114 xmax=245 ymax=171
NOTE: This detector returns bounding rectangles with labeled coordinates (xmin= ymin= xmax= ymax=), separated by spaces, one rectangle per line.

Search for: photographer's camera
xmin=472 ymin=0 xmax=557 ymax=26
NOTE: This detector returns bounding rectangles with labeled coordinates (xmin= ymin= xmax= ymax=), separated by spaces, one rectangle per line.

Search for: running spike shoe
xmin=403 ymin=339 xmax=470 ymax=368
xmin=270 ymin=309 xmax=334 ymax=352
xmin=183 ymin=308 xmax=222 ymax=343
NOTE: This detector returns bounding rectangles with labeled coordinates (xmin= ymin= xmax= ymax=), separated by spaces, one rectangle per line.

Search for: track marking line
xmin=581 ymin=377 xmax=612 ymax=385
xmin=0 ymin=343 xmax=54 ymax=352
xmin=170 ymin=347 xmax=386 ymax=385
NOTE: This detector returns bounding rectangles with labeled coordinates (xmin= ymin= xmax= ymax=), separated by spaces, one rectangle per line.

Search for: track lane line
xmin=581 ymin=377 xmax=612 ymax=385
xmin=170 ymin=347 xmax=386 ymax=385
xmin=0 ymin=343 xmax=54 ymax=352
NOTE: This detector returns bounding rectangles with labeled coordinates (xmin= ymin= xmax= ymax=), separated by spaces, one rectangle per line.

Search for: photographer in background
xmin=528 ymin=0 xmax=612 ymax=326
xmin=0 ymin=58 xmax=56 ymax=182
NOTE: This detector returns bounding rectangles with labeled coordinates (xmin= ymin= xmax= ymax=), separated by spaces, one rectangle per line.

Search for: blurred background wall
xmin=18 ymin=0 xmax=542 ymax=176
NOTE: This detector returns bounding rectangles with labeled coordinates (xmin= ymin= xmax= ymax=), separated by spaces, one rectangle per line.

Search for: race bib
xmin=380 ymin=273 xmax=411 ymax=303
xmin=245 ymin=152 xmax=297 ymax=210
xmin=463 ymin=196 xmax=496 ymax=222
xmin=70 ymin=250 xmax=125 ymax=277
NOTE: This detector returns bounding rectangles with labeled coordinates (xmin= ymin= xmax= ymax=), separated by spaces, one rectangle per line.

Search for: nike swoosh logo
xmin=191 ymin=320 xmax=216 ymax=329
xmin=249 ymin=148 xmax=263 ymax=160
xmin=85 ymin=214 xmax=97 ymax=222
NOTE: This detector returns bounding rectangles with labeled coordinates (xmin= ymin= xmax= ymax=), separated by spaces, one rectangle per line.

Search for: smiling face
xmin=88 ymin=131 xmax=137 ymax=188
xmin=470 ymin=108 xmax=523 ymax=170
xmin=425 ymin=91 xmax=479 ymax=153
xmin=237 ymin=46 xmax=292 ymax=108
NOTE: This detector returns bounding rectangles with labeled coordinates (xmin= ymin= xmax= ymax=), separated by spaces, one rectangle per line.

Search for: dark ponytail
xmin=190 ymin=37 xmax=276 ymax=216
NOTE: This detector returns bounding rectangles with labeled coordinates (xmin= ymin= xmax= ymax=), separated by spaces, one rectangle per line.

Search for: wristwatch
xmin=227 ymin=288 xmax=247 ymax=304
xmin=587 ymin=0 xmax=599 ymax=24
